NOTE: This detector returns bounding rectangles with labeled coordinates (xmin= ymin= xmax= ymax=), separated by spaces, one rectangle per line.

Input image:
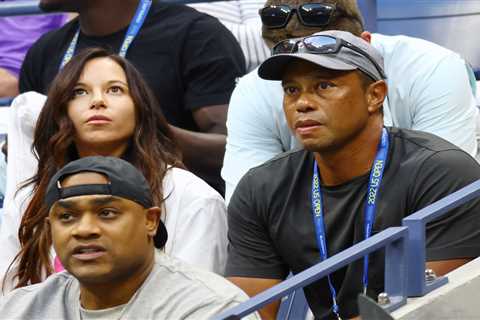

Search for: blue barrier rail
xmin=0 ymin=0 xmax=42 ymax=16
xmin=0 ymin=98 xmax=13 ymax=107
xmin=213 ymin=227 xmax=409 ymax=320
xmin=403 ymin=179 xmax=480 ymax=296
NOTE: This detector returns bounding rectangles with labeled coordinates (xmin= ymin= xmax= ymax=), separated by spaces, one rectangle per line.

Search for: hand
xmin=0 ymin=68 xmax=19 ymax=98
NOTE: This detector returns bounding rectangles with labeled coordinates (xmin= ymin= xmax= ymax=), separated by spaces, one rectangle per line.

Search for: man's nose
xmin=294 ymin=94 xmax=317 ymax=113
xmin=72 ymin=214 xmax=101 ymax=239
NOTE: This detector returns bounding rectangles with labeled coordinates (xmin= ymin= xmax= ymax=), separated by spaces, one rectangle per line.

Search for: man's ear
xmin=366 ymin=80 xmax=387 ymax=114
xmin=361 ymin=31 xmax=372 ymax=43
xmin=145 ymin=207 xmax=161 ymax=236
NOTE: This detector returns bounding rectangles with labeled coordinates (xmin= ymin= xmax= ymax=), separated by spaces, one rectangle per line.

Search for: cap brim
xmin=154 ymin=221 xmax=168 ymax=249
xmin=258 ymin=53 xmax=358 ymax=81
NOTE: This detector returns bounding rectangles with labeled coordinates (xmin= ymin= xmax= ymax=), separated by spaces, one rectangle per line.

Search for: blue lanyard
xmin=59 ymin=0 xmax=152 ymax=69
xmin=310 ymin=128 xmax=389 ymax=319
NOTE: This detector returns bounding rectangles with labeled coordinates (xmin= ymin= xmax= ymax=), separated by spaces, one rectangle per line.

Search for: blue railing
xmin=0 ymin=0 xmax=42 ymax=16
xmin=213 ymin=227 xmax=409 ymax=320
xmin=403 ymin=179 xmax=480 ymax=296
xmin=214 ymin=179 xmax=480 ymax=319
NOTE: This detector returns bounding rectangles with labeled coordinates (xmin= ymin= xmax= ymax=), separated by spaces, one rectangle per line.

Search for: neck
xmin=314 ymin=121 xmax=384 ymax=186
xmin=76 ymin=142 xmax=129 ymax=158
xmin=79 ymin=250 xmax=154 ymax=310
xmin=78 ymin=0 xmax=140 ymax=36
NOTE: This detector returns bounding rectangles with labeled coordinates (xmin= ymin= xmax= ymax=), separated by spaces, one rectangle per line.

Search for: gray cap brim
xmin=258 ymin=53 xmax=358 ymax=81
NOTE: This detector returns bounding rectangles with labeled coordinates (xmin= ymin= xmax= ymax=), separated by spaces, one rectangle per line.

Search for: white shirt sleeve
xmin=222 ymin=70 xmax=292 ymax=203
xmin=0 ymin=92 xmax=45 ymax=293
xmin=162 ymin=168 xmax=228 ymax=274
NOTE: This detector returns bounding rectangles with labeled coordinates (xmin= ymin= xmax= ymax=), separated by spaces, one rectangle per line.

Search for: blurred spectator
xmin=19 ymin=0 xmax=246 ymax=195
xmin=1 ymin=48 xmax=228 ymax=292
xmin=0 ymin=0 xmax=67 ymax=97
xmin=190 ymin=0 xmax=268 ymax=71
xmin=222 ymin=0 xmax=479 ymax=202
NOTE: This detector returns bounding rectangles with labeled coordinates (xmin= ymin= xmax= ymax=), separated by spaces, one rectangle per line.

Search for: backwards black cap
xmin=45 ymin=156 xmax=168 ymax=248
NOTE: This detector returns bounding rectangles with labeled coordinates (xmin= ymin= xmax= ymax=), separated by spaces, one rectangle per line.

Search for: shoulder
xmin=26 ymin=18 xmax=77 ymax=55
xmin=163 ymin=167 xmax=223 ymax=201
xmin=372 ymin=33 xmax=458 ymax=59
xmin=235 ymin=67 xmax=281 ymax=94
xmin=153 ymin=252 xmax=249 ymax=302
xmin=389 ymin=127 xmax=469 ymax=153
xmin=162 ymin=167 xmax=225 ymax=218
xmin=230 ymin=67 xmax=282 ymax=114
xmin=235 ymin=149 xmax=309 ymax=195
xmin=389 ymin=127 xmax=480 ymax=173
xmin=247 ymin=149 xmax=308 ymax=178
xmin=371 ymin=33 xmax=464 ymax=77
xmin=0 ymin=272 xmax=76 ymax=313
xmin=150 ymin=1 xmax=226 ymax=28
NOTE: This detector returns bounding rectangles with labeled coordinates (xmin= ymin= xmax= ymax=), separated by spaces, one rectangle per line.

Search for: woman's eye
xmin=108 ymin=86 xmax=123 ymax=94
xmin=73 ymin=88 xmax=87 ymax=97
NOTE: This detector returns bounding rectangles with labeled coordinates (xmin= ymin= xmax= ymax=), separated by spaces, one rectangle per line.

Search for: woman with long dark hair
xmin=0 ymin=48 xmax=227 ymax=291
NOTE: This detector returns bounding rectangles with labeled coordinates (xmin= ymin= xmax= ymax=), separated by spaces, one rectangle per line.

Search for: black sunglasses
xmin=272 ymin=35 xmax=387 ymax=80
xmin=260 ymin=3 xmax=336 ymax=29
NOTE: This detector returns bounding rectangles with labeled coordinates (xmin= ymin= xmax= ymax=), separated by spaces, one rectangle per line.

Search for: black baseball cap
xmin=45 ymin=156 xmax=168 ymax=248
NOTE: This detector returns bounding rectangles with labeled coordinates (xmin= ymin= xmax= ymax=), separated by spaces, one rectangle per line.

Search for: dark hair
xmin=8 ymin=47 xmax=183 ymax=288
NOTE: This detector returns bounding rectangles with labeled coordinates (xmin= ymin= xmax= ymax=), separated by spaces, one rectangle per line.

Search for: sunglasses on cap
xmin=272 ymin=35 xmax=387 ymax=80
xmin=260 ymin=3 xmax=336 ymax=29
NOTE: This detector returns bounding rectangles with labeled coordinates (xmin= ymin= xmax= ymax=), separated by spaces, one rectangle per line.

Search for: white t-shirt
xmin=0 ymin=92 xmax=228 ymax=292
xmin=222 ymin=33 xmax=479 ymax=202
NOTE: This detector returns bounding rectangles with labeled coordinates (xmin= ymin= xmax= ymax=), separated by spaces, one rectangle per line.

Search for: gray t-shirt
xmin=0 ymin=252 xmax=260 ymax=320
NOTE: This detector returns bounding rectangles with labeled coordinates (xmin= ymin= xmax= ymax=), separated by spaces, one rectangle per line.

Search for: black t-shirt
xmin=226 ymin=127 xmax=480 ymax=319
xmin=19 ymin=1 xmax=245 ymax=130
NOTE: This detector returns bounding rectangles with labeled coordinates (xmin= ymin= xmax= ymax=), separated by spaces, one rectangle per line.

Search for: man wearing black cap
xmin=0 ymin=156 xmax=259 ymax=320
xmin=225 ymin=30 xmax=480 ymax=320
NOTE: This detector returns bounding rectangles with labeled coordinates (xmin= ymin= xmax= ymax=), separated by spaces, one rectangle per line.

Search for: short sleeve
xmin=162 ymin=168 xmax=228 ymax=275
xmin=407 ymin=150 xmax=480 ymax=260
xmin=225 ymin=171 xmax=289 ymax=279
xmin=181 ymin=16 xmax=246 ymax=111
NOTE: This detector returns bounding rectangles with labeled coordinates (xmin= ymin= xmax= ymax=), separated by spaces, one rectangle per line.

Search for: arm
xmin=228 ymin=277 xmax=282 ymax=320
xmin=408 ymin=150 xmax=480 ymax=269
xmin=426 ymin=259 xmax=472 ymax=277
xmin=409 ymin=54 xmax=478 ymax=156
xmin=162 ymin=169 xmax=228 ymax=274
xmin=169 ymin=104 xmax=227 ymax=174
xmin=0 ymin=68 xmax=19 ymax=98
xmin=226 ymin=171 xmax=288 ymax=319
xmin=179 ymin=16 xmax=245 ymax=184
